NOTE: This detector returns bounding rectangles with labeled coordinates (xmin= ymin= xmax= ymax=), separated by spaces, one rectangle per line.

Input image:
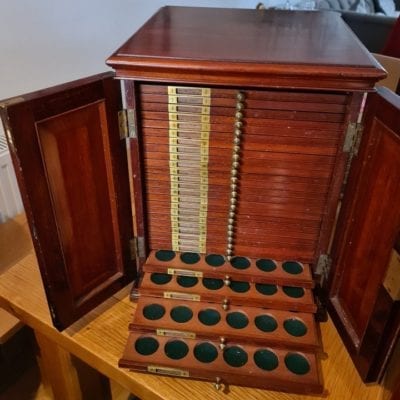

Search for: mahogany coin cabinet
xmin=2 ymin=7 xmax=400 ymax=395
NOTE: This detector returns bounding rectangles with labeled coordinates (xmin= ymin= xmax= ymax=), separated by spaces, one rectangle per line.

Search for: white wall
xmin=0 ymin=0 xmax=259 ymax=100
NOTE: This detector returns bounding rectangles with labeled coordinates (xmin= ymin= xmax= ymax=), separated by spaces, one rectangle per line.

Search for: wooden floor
xmin=0 ymin=214 xmax=394 ymax=400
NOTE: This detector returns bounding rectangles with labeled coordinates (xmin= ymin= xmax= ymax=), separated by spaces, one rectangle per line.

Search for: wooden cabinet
xmin=1 ymin=6 xmax=399 ymax=395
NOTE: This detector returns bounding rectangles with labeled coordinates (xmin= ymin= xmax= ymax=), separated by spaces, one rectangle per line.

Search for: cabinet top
xmin=107 ymin=6 xmax=385 ymax=90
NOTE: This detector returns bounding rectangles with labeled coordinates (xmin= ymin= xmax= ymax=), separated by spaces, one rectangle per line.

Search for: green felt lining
xmin=229 ymin=280 xmax=250 ymax=293
xmin=176 ymin=275 xmax=198 ymax=288
xmin=205 ymin=254 xmax=225 ymax=267
xmin=164 ymin=340 xmax=189 ymax=360
xmin=155 ymin=250 xmax=176 ymax=262
xmin=283 ymin=318 xmax=308 ymax=337
xmin=254 ymin=315 xmax=278 ymax=332
xmin=255 ymin=283 xmax=278 ymax=296
xmin=282 ymin=261 xmax=303 ymax=275
xmin=198 ymin=309 xmax=221 ymax=326
xmin=284 ymin=353 xmax=311 ymax=375
xmin=223 ymin=346 xmax=248 ymax=367
xmin=150 ymin=273 xmax=172 ymax=285
xmin=170 ymin=306 xmax=193 ymax=323
xmin=142 ymin=304 xmax=166 ymax=320
xmin=134 ymin=336 xmax=159 ymax=356
xmin=254 ymin=349 xmax=279 ymax=371
xmin=180 ymin=252 xmax=200 ymax=264
xmin=226 ymin=311 xmax=249 ymax=329
xmin=282 ymin=286 xmax=305 ymax=298
xmin=255 ymin=258 xmax=277 ymax=272
xmin=230 ymin=256 xmax=250 ymax=270
xmin=193 ymin=342 xmax=218 ymax=363
xmin=202 ymin=278 xmax=224 ymax=290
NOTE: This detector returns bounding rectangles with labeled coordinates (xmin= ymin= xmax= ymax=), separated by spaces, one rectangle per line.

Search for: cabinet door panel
xmin=1 ymin=73 xmax=135 ymax=330
xmin=328 ymin=87 xmax=400 ymax=381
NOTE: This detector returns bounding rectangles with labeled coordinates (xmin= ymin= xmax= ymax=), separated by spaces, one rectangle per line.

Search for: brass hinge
xmin=343 ymin=122 xmax=363 ymax=156
xmin=316 ymin=254 xmax=332 ymax=286
xmin=118 ymin=109 xmax=136 ymax=139
xmin=129 ymin=236 xmax=145 ymax=260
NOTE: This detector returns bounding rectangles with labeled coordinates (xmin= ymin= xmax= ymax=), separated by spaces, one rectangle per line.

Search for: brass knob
xmin=224 ymin=275 xmax=231 ymax=286
xmin=234 ymin=137 xmax=240 ymax=145
xmin=234 ymin=128 xmax=242 ymax=137
xmin=236 ymin=92 xmax=245 ymax=101
xmin=222 ymin=298 xmax=230 ymax=310
xmin=236 ymin=102 xmax=244 ymax=111
xmin=219 ymin=337 xmax=227 ymax=350
xmin=235 ymin=111 xmax=243 ymax=120
xmin=213 ymin=377 xmax=223 ymax=391
xmin=235 ymin=121 xmax=243 ymax=129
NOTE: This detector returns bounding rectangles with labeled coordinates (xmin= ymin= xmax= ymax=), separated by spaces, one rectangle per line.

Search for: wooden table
xmin=0 ymin=240 xmax=390 ymax=400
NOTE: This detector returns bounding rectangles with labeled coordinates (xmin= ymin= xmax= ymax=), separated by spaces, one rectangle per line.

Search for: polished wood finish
xmin=0 ymin=73 xmax=135 ymax=330
xmin=0 ymin=214 xmax=391 ymax=400
xmin=1 ymin=6 xmax=393 ymax=394
xmin=131 ymin=296 xmax=319 ymax=350
xmin=120 ymin=330 xmax=323 ymax=394
xmin=107 ymin=7 xmax=385 ymax=90
xmin=145 ymin=250 xmax=314 ymax=288
xmin=328 ymin=87 xmax=400 ymax=381
xmin=139 ymin=272 xmax=317 ymax=313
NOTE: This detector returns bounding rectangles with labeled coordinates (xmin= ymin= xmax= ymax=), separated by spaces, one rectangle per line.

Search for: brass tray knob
xmin=222 ymin=298 xmax=230 ymax=310
xmin=213 ymin=377 xmax=223 ymax=391
xmin=219 ymin=337 xmax=227 ymax=350
xmin=224 ymin=275 xmax=231 ymax=286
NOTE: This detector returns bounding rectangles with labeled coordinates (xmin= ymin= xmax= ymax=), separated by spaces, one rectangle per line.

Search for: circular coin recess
xmin=255 ymin=283 xmax=278 ymax=296
xmin=283 ymin=318 xmax=308 ymax=337
xmin=202 ymin=278 xmax=224 ymax=290
xmin=282 ymin=261 xmax=303 ymax=275
xmin=142 ymin=304 xmax=166 ymax=320
xmin=282 ymin=286 xmax=305 ymax=298
xmin=155 ymin=250 xmax=176 ymax=262
xmin=193 ymin=342 xmax=218 ymax=363
xmin=223 ymin=346 xmax=248 ymax=367
xmin=284 ymin=353 xmax=311 ymax=375
xmin=176 ymin=275 xmax=198 ymax=288
xmin=180 ymin=252 xmax=201 ymax=264
xmin=164 ymin=340 xmax=189 ymax=360
xmin=229 ymin=280 xmax=250 ymax=293
xmin=198 ymin=309 xmax=221 ymax=326
xmin=226 ymin=311 xmax=249 ymax=329
xmin=170 ymin=305 xmax=193 ymax=323
xmin=150 ymin=273 xmax=172 ymax=285
xmin=205 ymin=254 xmax=225 ymax=267
xmin=135 ymin=337 xmax=159 ymax=356
xmin=256 ymin=258 xmax=277 ymax=272
xmin=254 ymin=349 xmax=279 ymax=371
xmin=230 ymin=256 xmax=251 ymax=270
xmin=254 ymin=315 xmax=278 ymax=333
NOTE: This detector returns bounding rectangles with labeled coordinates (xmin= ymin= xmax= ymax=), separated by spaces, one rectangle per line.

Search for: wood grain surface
xmin=0 ymin=229 xmax=387 ymax=399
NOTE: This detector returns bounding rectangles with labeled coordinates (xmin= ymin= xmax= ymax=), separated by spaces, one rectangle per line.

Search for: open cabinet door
xmin=0 ymin=73 xmax=135 ymax=330
xmin=328 ymin=87 xmax=400 ymax=382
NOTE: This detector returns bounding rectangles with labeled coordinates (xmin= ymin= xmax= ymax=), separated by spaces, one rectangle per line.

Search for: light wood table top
xmin=0 ymin=244 xmax=386 ymax=400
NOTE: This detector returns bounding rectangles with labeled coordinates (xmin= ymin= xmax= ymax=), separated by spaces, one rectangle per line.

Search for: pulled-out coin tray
xmin=120 ymin=251 xmax=323 ymax=394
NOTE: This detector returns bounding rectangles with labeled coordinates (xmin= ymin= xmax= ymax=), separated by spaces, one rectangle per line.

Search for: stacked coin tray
xmin=121 ymin=250 xmax=323 ymax=393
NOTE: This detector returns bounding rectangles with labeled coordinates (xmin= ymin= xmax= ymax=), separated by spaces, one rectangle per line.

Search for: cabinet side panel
xmin=329 ymin=88 xmax=400 ymax=381
xmin=36 ymin=101 xmax=123 ymax=301
xmin=1 ymin=74 xmax=134 ymax=329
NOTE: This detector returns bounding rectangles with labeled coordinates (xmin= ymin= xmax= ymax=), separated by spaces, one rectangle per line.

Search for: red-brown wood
xmin=0 ymin=73 xmax=135 ymax=330
xmin=328 ymin=87 xmax=400 ymax=381
xmin=107 ymin=8 xmax=384 ymax=90
xmin=119 ymin=331 xmax=323 ymax=394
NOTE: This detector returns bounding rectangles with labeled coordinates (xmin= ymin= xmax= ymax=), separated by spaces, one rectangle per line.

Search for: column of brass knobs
xmin=226 ymin=91 xmax=244 ymax=261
